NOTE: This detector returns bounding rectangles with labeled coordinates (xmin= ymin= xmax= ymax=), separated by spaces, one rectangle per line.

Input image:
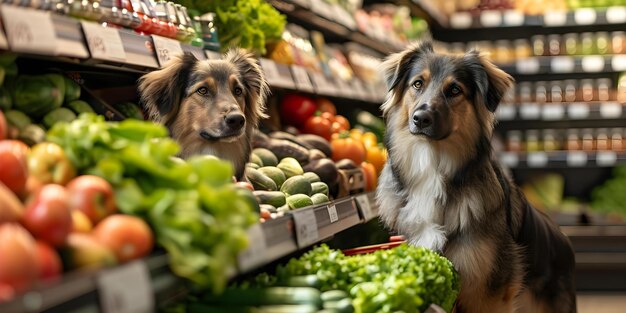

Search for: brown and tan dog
xmin=138 ymin=49 xmax=269 ymax=179
xmin=376 ymin=41 xmax=576 ymax=312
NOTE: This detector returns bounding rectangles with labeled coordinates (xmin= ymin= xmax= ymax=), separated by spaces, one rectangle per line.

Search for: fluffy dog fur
xmin=376 ymin=41 xmax=576 ymax=313
xmin=138 ymin=49 xmax=269 ymax=179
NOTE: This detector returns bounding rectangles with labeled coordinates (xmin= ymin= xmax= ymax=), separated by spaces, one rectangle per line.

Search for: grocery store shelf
xmin=499 ymin=151 xmax=626 ymax=169
xmin=496 ymin=102 xmax=626 ymax=123
xmin=497 ymin=55 xmax=626 ymax=76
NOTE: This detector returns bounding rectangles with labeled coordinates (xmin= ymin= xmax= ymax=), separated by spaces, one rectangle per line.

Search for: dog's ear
xmin=138 ymin=53 xmax=197 ymax=125
xmin=380 ymin=41 xmax=433 ymax=115
xmin=467 ymin=50 xmax=514 ymax=113
xmin=224 ymin=48 xmax=270 ymax=126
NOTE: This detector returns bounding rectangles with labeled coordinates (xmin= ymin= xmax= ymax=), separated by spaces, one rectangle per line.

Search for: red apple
xmin=0 ymin=140 xmax=29 ymax=196
xmin=22 ymin=184 xmax=73 ymax=247
xmin=66 ymin=175 xmax=117 ymax=224
xmin=35 ymin=241 xmax=62 ymax=281
xmin=0 ymin=223 xmax=38 ymax=294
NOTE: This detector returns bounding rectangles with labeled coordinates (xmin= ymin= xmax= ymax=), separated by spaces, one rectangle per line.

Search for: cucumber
xmin=281 ymin=175 xmax=312 ymax=196
xmin=303 ymin=172 xmax=321 ymax=183
xmin=65 ymin=100 xmax=94 ymax=114
xmin=63 ymin=75 xmax=81 ymax=102
xmin=258 ymin=166 xmax=287 ymax=188
xmin=282 ymin=275 xmax=322 ymax=289
xmin=42 ymin=107 xmax=77 ymax=129
xmin=246 ymin=167 xmax=278 ymax=191
xmin=321 ymin=290 xmax=349 ymax=303
xmin=322 ymin=299 xmax=354 ymax=313
xmin=247 ymin=162 xmax=261 ymax=169
xmin=277 ymin=157 xmax=304 ymax=178
xmin=311 ymin=193 xmax=329 ymax=205
xmin=113 ymin=102 xmax=144 ymax=119
xmin=18 ymin=124 xmax=46 ymax=146
xmin=253 ymin=148 xmax=278 ymax=167
xmin=286 ymin=194 xmax=313 ymax=210
xmin=4 ymin=110 xmax=31 ymax=130
xmin=203 ymin=287 xmax=322 ymax=307
xmin=249 ymin=153 xmax=264 ymax=167
xmin=254 ymin=190 xmax=286 ymax=207
xmin=311 ymin=182 xmax=329 ymax=196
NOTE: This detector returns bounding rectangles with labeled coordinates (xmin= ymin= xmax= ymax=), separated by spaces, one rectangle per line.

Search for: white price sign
xmin=480 ymin=10 xmax=502 ymax=27
xmin=98 ymin=261 xmax=153 ymax=313
xmin=290 ymin=65 xmax=314 ymax=92
xmin=292 ymin=208 xmax=319 ymax=248
xmin=327 ymin=204 xmax=339 ymax=223
xmin=551 ymin=56 xmax=575 ymax=73
xmin=520 ymin=103 xmax=541 ymax=119
xmin=611 ymin=55 xmax=626 ymax=71
xmin=581 ymin=56 xmax=605 ymax=72
xmin=496 ymin=104 xmax=516 ymax=120
xmin=516 ymin=58 xmax=540 ymax=74
xmin=152 ymin=35 xmax=183 ymax=67
xmin=237 ymin=224 xmax=267 ymax=272
xmin=81 ymin=21 xmax=126 ymax=62
xmin=542 ymin=104 xmax=564 ymax=120
xmin=503 ymin=10 xmax=524 ymax=26
xmin=527 ymin=152 xmax=548 ymax=167
xmin=2 ymin=5 xmax=58 ymax=54
xmin=450 ymin=12 xmax=472 ymax=29
xmin=574 ymin=8 xmax=597 ymax=25
xmin=567 ymin=151 xmax=588 ymax=167
xmin=355 ymin=194 xmax=375 ymax=221
xmin=606 ymin=6 xmax=626 ymax=24
xmin=500 ymin=152 xmax=519 ymax=168
xmin=600 ymin=102 xmax=622 ymax=118
xmin=597 ymin=151 xmax=617 ymax=166
xmin=568 ymin=103 xmax=590 ymax=119
xmin=544 ymin=11 xmax=567 ymax=26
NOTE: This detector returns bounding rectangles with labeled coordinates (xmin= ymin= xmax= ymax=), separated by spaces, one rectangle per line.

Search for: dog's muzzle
xmin=410 ymin=109 xmax=435 ymax=136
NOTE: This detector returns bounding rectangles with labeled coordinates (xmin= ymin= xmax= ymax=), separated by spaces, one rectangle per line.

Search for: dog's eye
xmin=233 ymin=87 xmax=243 ymax=96
xmin=196 ymin=87 xmax=208 ymax=95
xmin=449 ymin=85 xmax=462 ymax=96
xmin=412 ymin=80 xmax=423 ymax=89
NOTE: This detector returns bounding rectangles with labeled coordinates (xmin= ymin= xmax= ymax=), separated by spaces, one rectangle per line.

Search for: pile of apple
xmin=0 ymin=113 xmax=154 ymax=303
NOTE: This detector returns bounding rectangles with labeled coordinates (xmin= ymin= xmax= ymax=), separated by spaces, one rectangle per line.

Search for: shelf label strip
xmin=2 ymin=5 xmax=58 ymax=55
xmin=97 ymin=261 xmax=154 ymax=313
xmin=152 ymin=35 xmax=184 ymax=68
xmin=292 ymin=208 xmax=319 ymax=248
xmin=81 ymin=21 xmax=127 ymax=62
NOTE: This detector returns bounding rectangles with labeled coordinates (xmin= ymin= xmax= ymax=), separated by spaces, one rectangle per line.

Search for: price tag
xmin=450 ymin=12 xmax=473 ymax=29
xmin=2 ymin=5 xmax=58 ymax=54
xmin=205 ymin=50 xmax=221 ymax=60
xmin=351 ymin=79 xmax=368 ymax=101
xmin=574 ymin=8 xmax=597 ymax=25
xmin=527 ymin=152 xmax=548 ymax=167
xmin=606 ymin=6 xmax=626 ymax=24
xmin=600 ymin=102 xmax=622 ymax=118
xmin=291 ymin=66 xmax=314 ymax=92
xmin=611 ymin=55 xmax=626 ymax=71
xmin=542 ymin=103 xmax=564 ymax=120
xmin=568 ymin=103 xmax=590 ymax=119
xmin=581 ymin=56 xmax=605 ymax=72
xmin=292 ymin=209 xmax=319 ymax=248
xmin=310 ymin=0 xmax=335 ymax=20
xmin=551 ymin=56 xmax=575 ymax=73
xmin=98 ymin=261 xmax=153 ymax=313
xmin=81 ymin=21 xmax=126 ymax=62
xmin=310 ymin=72 xmax=334 ymax=96
xmin=500 ymin=152 xmax=519 ymax=168
xmin=597 ymin=151 xmax=617 ymax=166
xmin=503 ymin=10 xmax=524 ymax=26
xmin=355 ymin=194 xmax=374 ymax=221
xmin=496 ymin=104 xmax=516 ymax=120
xmin=335 ymin=78 xmax=354 ymax=98
xmin=237 ymin=224 xmax=267 ymax=272
xmin=516 ymin=58 xmax=540 ymax=74
xmin=544 ymin=11 xmax=567 ymax=26
xmin=152 ymin=35 xmax=183 ymax=67
xmin=567 ymin=151 xmax=588 ymax=167
xmin=480 ymin=10 xmax=502 ymax=27
xmin=332 ymin=4 xmax=356 ymax=29
xmin=327 ymin=204 xmax=338 ymax=223
xmin=260 ymin=58 xmax=281 ymax=83
xmin=520 ymin=103 xmax=541 ymax=119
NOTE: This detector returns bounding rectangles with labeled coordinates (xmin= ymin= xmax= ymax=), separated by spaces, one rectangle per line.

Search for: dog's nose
xmin=413 ymin=110 xmax=433 ymax=129
xmin=224 ymin=113 xmax=245 ymax=130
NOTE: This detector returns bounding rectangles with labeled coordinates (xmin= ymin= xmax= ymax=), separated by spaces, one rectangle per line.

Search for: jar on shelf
xmin=611 ymin=31 xmax=626 ymax=55
xmin=506 ymin=130 xmax=523 ymax=152
xmin=596 ymin=128 xmax=610 ymax=151
xmin=531 ymin=35 xmax=546 ymax=56
xmin=550 ymin=82 xmax=563 ymax=103
xmin=495 ymin=40 xmax=513 ymax=64
xmin=596 ymin=78 xmax=612 ymax=102
xmin=581 ymin=128 xmax=596 ymax=151
xmin=566 ymin=129 xmax=582 ymax=151
xmin=596 ymin=32 xmax=610 ymax=55
xmin=580 ymin=79 xmax=595 ymax=102
xmin=548 ymin=34 xmax=562 ymax=56
xmin=618 ymin=73 xmax=626 ymax=103
xmin=580 ymin=32 xmax=595 ymax=55
xmin=525 ymin=130 xmax=542 ymax=152
xmin=518 ymin=81 xmax=533 ymax=103
xmin=513 ymin=39 xmax=532 ymax=59
xmin=563 ymin=80 xmax=577 ymax=102
xmin=612 ymin=128 xmax=624 ymax=152
xmin=542 ymin=129 xmax=560 ymax=151
xmin=563 ymin=33 xmax=579 ymax=55
xmin=535 ymin=81 xmax=549 ymax=103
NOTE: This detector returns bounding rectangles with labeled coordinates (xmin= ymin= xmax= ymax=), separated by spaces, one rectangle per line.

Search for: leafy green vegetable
xmin=251 ymin=244 xmax=459 ymax=313
xmin=176 ymin=0 xmax=285 ymax=54
xmin=591 ymin=166 xmax=626 ymax=217
xmin=47 ymin=113 xmax=258 ymax=293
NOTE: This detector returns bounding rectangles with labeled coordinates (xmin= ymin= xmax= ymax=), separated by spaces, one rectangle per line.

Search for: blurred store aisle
xmin=577 ymin=293 xmax=626 ymax=313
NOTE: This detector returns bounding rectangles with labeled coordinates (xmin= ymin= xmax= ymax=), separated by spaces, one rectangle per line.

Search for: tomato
xmin=320 ymin=112 xmax=335 ymax=123
xmin=23 ymin=184 xmax=73 ymax=247
xmin=71 ymin=210 xmax=93 ymax=233
xmin=331 ymin=122 xmax=345 ymax=134
xmin=0 ymin=111 xmax=7 ymax=141
xmin=280 ymin=94 xmax=318 ymax=127
xmin=93 ymin=215 xmax=154 ymax=263
xmin=315 ymin=98 xmax=336 ymax=115
xmin=331 ymin=134 xmax=366 ymax=164
xmin=366 ymin=145 xmax=387 ymax=175
xmin=361 ymin=132 xmax=378 ymax=148
xmin=334 ymin=115 xmax=350 ymax=130
xmin=349 ymin=128 xmax=364 ymax=142
xmin=0 ymin=223 xmax=38 ymax=293
xmin=303 ymin=116 xmax=333 ymax=141
xmin=67 ymin=175 xmax=117 ymax=224
xmin=361 ymin=162 xmax=377 ymax=192
xmin=35 ymin=241 xmax=62 ymax=281
xmin=260 ymin=207 xmax=271 ymax=219
xmin=0 ymin=140 xmax=29 ymax=196
xmin=28 ymin=143 xmax=76 ymax=186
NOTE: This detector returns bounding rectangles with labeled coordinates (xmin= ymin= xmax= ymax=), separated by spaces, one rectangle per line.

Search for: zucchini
xmin=247 ymin=162 xmax=261 ymax=169
xmin=278 ymin=157 xmax=304 ymax=178
xmin=303 ymin=172 xmax=321 ymax=183
xmin=203 ymin=287 xmax=322 ymax=307
xmin=281 ymin=175 xmax=312 ymax=196
xmin=254 ymin=190 xmax=286 ymax=207
xmin=321 ymin=290 xmax=349 ymax=302
xmin=311 ymin=193 xmax=329 ymax=205
xmin=253 ymin=148 xmax=278 ymax=167
xmin=322 ymin=299 xmax=354 ymax=313
xmin=18 ymin=124 xmax=46 ymax=146
xmin=258 ymin=166 xmax=287 ymax=188
xmin=246 ymin=167 xmax=278 ymax=191
xmin=250 ymin=153 xmax=264 ymax=167
xmin=282 ymin=275 xmax=322 ymax=289
xmin=286 ymin=194 xmax=313 ymax=210
xmin=255 ymin=138 xmax=310 ymax=165
xmin=63 ymin=75 xmax=81 ymax=102
xmin=311 ymin=182 xmax=329 ymax=196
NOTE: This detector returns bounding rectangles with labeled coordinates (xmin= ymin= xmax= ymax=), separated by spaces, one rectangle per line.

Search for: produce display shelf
xmin=497 ymin=55 xmax=626 ymax=76
xmin=268 ymin=0 xmax=405 ymax=54
xmin=496 ymin=102 xmax=626 ymax=123
xmin=0 ymin=193 xmax=379 ymax=313
xmin=499 ymin=151 xmax=626 ymax=169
